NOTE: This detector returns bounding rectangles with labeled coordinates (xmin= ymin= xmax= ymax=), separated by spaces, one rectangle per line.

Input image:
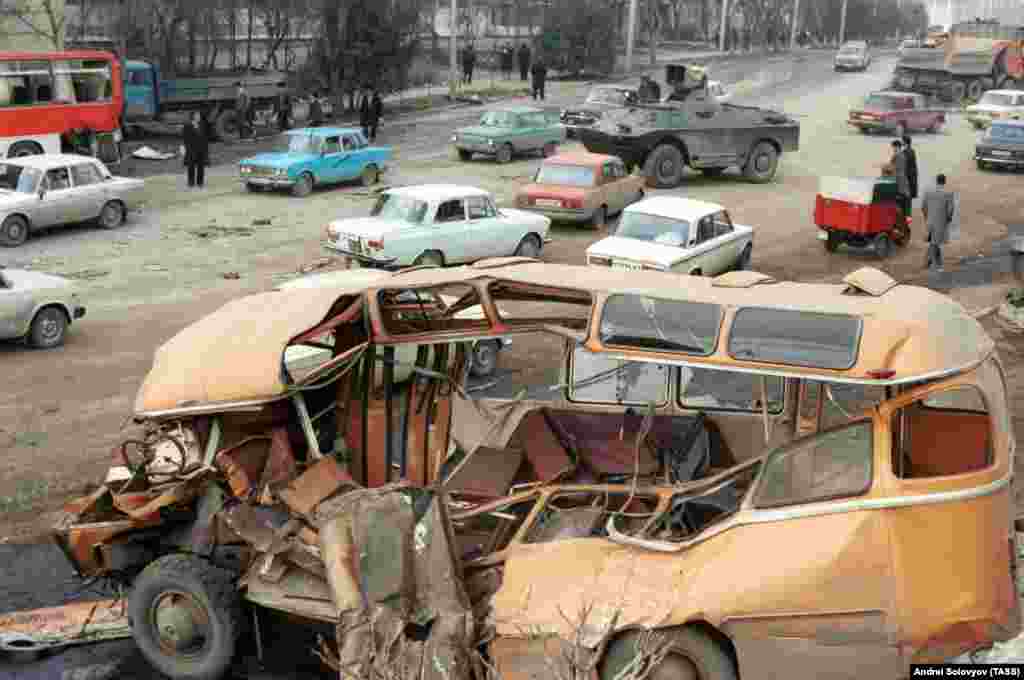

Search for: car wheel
xmin=7 ymin=141 xmax=43 ymax=158
xmin=542 ymin=142 xmax=557 ymax=158
xmin=600 ymin=627 xmax=737 ymax=680
xmin=291 ymin=172 xmax=313 ymax=197
xmin=0 ymin=215 xmax=29 ymax=247
xmin=593 ymin=205 xmax=608 ymax=230
xmin=29 ymin=307 xmax=67 ymax=349
xmin=413 ymin=250 xmax=444 ymax=267
xmin=457 ymin=149 xmax=473 ymax=161
xmin=513 ymin=234 xmax=542 ymax=258
xmin=735 ymin=244 xmax=752 ymax=270
xmin=643 ymin=144 xmax=685 ymax=188
xmin=742 ymin=142 xmax=779 ymax=183
xmin=966 ymin=78 xmax=985 ymax=102
xmin=874 ymin=232 xmax=892 ymax=259
xmin=496 ymin=144 xmax=514 ymax=164
xmin=128 ymin=554 xmax=243 ymax=680
xmin=360 ymin=164 xmax=379 ymax=187
xmin=245 ymin=182 xmax=263 ymax=192
xmin=894 ymin=122 xmax=907 ymax=138
xmin=97 ymin=200 xmax=125 ymax=229
xmin=469 ymin=340 xmax=501 ymax=378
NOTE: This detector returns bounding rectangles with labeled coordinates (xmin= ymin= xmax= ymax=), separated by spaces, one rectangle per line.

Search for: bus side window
xmin=891 ymin=386 xmax=993 ymax=479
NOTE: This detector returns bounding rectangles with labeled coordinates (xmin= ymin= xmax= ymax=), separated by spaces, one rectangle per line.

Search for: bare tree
xmin=0 ymin=0 xmax=67 ymax=49
xmin=258 ymin=0 xmax=312 ymax=69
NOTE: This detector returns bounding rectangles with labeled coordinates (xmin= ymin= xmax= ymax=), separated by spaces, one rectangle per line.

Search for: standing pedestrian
xmin=368 ymin=88 xmax=383 ymax=142
xmin=277 ymin=93 xmax=291 ymax=131
xmin=902 ymin=134 xmax=919 ymax=209
xmin=235 ymin=83 xmax=251 ymax=138
xmin=503 ymin=44 xmax=514 ymax=79
xmin=358 ymin=86 xmax=371 ymax=139
xmin=889 ymin=140 xmax=911 ymax=222
xmin=530 ymin=56 xmax=548 ymax=101
xmin=518 ymin=43 xmax=531 ymax=81
xmin=308 ymin=91 xmax=324 ymax=128
xmin=182 ymin=110 xmax=209 ymax=189
xmin=922 ymin=174 xmax=955 ymax=271
xmin=465 ymin=44 xmax=476 ymax=84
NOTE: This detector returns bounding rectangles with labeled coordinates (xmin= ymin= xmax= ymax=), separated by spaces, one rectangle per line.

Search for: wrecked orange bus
xmin=50 ymin=261 xmax=1019 ymax=680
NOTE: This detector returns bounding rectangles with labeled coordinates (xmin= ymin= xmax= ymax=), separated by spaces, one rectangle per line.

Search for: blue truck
xmin=121 ymin=60 xmax=293 ymax=140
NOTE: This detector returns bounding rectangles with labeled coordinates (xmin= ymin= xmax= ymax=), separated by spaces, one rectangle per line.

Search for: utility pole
xmin=450 ymin=0 xmax=458 ymax=97
xmin=718 ymin=0 xmax=729 ymax=50
xmin=789 ymin=0 xmax=800 ymax=48
xmin=625 ymin=0 xmax=638 ymax=73
xmin=838 ymin=0 xmax=848 ymax=44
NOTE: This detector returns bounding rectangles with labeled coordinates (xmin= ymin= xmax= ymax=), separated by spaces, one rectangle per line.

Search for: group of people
xmin=462 ymin=43 xmax=539 ymax=88
xmin=884 ymin=134 xmax=957 ymax=271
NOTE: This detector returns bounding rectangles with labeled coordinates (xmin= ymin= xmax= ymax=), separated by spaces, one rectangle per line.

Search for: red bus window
xmin=54 ymin=60 xmax=112 ymax=104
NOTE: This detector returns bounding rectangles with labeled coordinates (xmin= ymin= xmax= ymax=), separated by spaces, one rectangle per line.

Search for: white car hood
xmin=967 ymin=104 xmax=1018 ymax=114
xmin=2 ymin=269 xmax=74 ymax=290
xmin=328 ymin=216 xmax=408 ymax=240
xmin=586 ymin=236 xmax=689 ymax=268
xmin=500 ymin=207 xmax=550 ymax=229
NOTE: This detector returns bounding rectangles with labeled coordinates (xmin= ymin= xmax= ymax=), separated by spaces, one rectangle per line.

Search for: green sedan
xmin=451 ymin=106 xmax=566 ymax=164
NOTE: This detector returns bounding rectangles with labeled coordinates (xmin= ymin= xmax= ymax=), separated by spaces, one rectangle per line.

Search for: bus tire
xmin=7 ymin=141 xmax=43 ymax=158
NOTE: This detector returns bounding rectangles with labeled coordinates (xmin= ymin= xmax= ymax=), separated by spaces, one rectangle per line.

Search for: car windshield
xmin=980 ymin=93 xmax=1015 ymax=107
xmin=370 ymin=193 xmax=429 ymax=223
xmin=535 ymin=164 xmax=595 ymax=186
xmin=989 ymin=124 xmax=1024 ymax=141
xmin=0 ymin=163 xmax=40 ymax=193
xmin=587 ymin=88 xmax=629 ymax=105
xmin=283 ymin=134 xmax=322 ymax=154
xmin=616 ymin=211 xmax=690 ymax=246
xmin=863 ymin=95 xmax=897 ymax=110
xmin=479 ymin=111 xmax=517 ymax=127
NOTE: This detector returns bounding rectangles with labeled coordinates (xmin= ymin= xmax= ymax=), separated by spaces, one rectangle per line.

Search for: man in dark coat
xmin=518 ymin=43 xmax=531 ymax=81
xmin=235 ymin=83 xmax=251 ymax=138
xmin=277 ymin=93 xmax=291 ymax=131
xmin=308 ymin=92 xmax=324 ymax=127
xmin=503 ymin=44 xmax=514 ymax=79
xmin=182 ymin=110 xmax=209 ymax=189
xmin=368 ymin=88 xmax=383 ymax=141
xmin=464 ymin=44 xmax=476 ymax=84
xmin=530 ymin=57 xmax=548 ymax=101
xmin=889 ymin=140 xmax=911 ymax=221
xmin=902 ymin=134 xmax=919 ymax=204
xmin=358 ymin=86 xmax=371 ymax=139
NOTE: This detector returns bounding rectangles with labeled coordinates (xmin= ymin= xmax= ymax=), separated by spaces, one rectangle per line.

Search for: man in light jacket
xmin=921 ymin=173 xmax=955 ymax=271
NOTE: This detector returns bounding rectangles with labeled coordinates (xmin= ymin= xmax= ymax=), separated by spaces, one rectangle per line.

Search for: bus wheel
xmin=7 ymin=141 xmax=43 ymax=158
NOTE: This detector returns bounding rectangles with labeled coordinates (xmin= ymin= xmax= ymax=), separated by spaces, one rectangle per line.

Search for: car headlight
xmin=487 ymin=139 xmax=494 ymax=146
xmin=451 ymin=134 xmax=458 ymax=142
xmin=240 ymin=166 xmax=251 ymax=174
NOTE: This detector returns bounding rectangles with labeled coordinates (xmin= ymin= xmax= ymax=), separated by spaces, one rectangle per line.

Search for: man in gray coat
xmin=921 ymin=173 xmax=955 ymax=271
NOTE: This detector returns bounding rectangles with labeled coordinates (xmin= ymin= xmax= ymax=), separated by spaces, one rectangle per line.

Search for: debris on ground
xmin=298 ymin=257 xmax=337 ymax=274
xmin=222 ymin=272 xmax=241 ymax=280
xmin=189 ymin=225 xmax=256 ymax=239
xmin=130 ymin=146 xmax=177 ymax=161
xmin=252 ymin=218 xmax=272 ymax=226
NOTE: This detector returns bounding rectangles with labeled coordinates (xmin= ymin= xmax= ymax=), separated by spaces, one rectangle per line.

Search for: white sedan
xmin=586 ymin=197 xmax=753 ymax=276
xmin=323 ymin=184 xmax=550 ymax=268
xmin=0 ymin=268 xmax=86 ymax=348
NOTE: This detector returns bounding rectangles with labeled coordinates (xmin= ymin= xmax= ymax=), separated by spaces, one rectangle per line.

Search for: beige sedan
xmin=0 ymin=153 xmax=145 ymax=247
xmin=0 ymin=269 xmax=85 ymax=348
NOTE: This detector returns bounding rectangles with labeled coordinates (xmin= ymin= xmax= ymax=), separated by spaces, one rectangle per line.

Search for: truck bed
xmin=158 ymin=73 xmax=289 ymax=106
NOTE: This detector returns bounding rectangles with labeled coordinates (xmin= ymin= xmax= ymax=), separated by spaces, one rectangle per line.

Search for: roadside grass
xmin=0 ymin=478 xmax=50 ymax=513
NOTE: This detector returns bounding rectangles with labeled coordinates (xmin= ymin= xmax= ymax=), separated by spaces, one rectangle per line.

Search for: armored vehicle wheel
xmin=458 ymin=149 xmax=473 ymax=161
xmin=824 ymin=231 xmax=839 ymax=253
xmin=601 ymin=627 xmax=737 ymax=680
xmin=701 ymin=167 xmax=726 ymax=178
xmin=129 ymin=554 xmax=243 ymax=680
xmin=966 ymin=78 xmax=985 ymax=101
xmin=874 ymin=233 xmax=892 ymax=259
xmin=644 ymin=144 xmax=685 ymax=188
xmin=742 ymin=142 xmax=778 ymax=183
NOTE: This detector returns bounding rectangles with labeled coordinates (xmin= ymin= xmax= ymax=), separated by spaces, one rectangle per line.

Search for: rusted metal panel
xmin=261 ymin=426 xmax=298 ymax=493
xmin=278 ymin=456 xmax=356 ymax=518
xmin=319 ymin=514 xmax=364 ymax=612
xmin=427 ymin=344 xmax=457 ymax=484
xmin=62 ymin=485 xmax=111 ymax=516
xmin=403 ymin=346 xmax=433 ymax=486
xmin=215 ymin=436 xmax=271 ymax=498
xmin=444 ymin=446 xmax=523 ymax=498
xmin=64 ymin=519 xmax=161 ymax=576
xmin=220 ymin=503 xmax=293 ymax=553
xmin=243 ymin=565 xmax=337 ymax=623
xmin=0 ymin=599 xmax=131 ymax=652
xmin=515 ymin=410 xmax=574 ymax=483
xmin=489 ymin=636 xmax=580 ymax=680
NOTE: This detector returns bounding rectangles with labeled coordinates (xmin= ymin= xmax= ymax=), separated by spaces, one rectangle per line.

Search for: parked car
xmin=513 ymin=152 xmax=646 ymax=227
xmin=277 ymin=268 xmax=509 ymax=378
xmin=0 ymin=154 xmax=144 ymax=247
xmin=847 ymin=91 xmax=946 ymax=136
xmin=451 ymin=106 xmax=566 ymax=163
xmin=835 ymin=41 xmax=871 ymax=71
xmin=585 ymin=196 xmax=753 ymax=275
xmin=965 ymin=90 xmax=1024 ymax=130
xmin=0 ymin=268 xmax=85 ymax=348
xmin=239 ymin=127 xmax=391 ymax=197
xmin=975 ymin=120 xmax=1024 ymax=170
xmin=323 ymin=184 xmax=551 ymax=268
xmin=707 ymin=79 xmax=731 ymax=103
xmin=559 ymin=85 xmax=638 ymax=138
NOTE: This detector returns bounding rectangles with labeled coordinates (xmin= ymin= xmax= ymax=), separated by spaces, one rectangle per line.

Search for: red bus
xmin=0 ymin=50 xmax=123 ymax=163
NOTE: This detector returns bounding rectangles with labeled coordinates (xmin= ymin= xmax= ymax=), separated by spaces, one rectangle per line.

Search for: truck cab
xmin=123 ymin=60 xmax=160 ymax=124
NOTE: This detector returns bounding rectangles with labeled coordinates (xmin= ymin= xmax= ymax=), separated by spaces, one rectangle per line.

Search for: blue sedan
xmin=239 ymin=127 xmax=392 ymax=197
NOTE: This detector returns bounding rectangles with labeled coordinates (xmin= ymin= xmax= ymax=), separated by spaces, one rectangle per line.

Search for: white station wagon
xmin=966 ymin=90 xmax=1024 ymax=130
xmin=586 ymin=196 xmax=753 ymax=275
xmin=323 ymin=184 xmax=550 ymax=268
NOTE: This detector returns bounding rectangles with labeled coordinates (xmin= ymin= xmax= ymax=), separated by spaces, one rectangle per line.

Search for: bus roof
xmin=0 ymin=50 xmax=115 ymax=61
xmin=133 ymin=262 xmax=993 ymax=414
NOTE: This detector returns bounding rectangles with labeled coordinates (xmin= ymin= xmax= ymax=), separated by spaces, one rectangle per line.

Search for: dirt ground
xmin=2 ymin=52 xmax=1022 ymax=541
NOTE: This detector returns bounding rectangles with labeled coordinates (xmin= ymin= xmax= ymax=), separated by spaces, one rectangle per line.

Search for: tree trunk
xmin=247 ymin=0 xmax=254 ymax=69
xmin=229 ymin=0 xmax=238 ymax=69
xmin=188 ymin=19 xmax=197 ymax=72
xmin=648 ymin=0 xmax=657 ymax=66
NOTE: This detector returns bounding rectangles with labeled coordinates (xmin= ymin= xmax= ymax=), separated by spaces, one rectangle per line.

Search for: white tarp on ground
xmin=817 ymin=176 xmax=877 ymax=205
xmin=131 ymin=146 xmax=176 ymax=160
